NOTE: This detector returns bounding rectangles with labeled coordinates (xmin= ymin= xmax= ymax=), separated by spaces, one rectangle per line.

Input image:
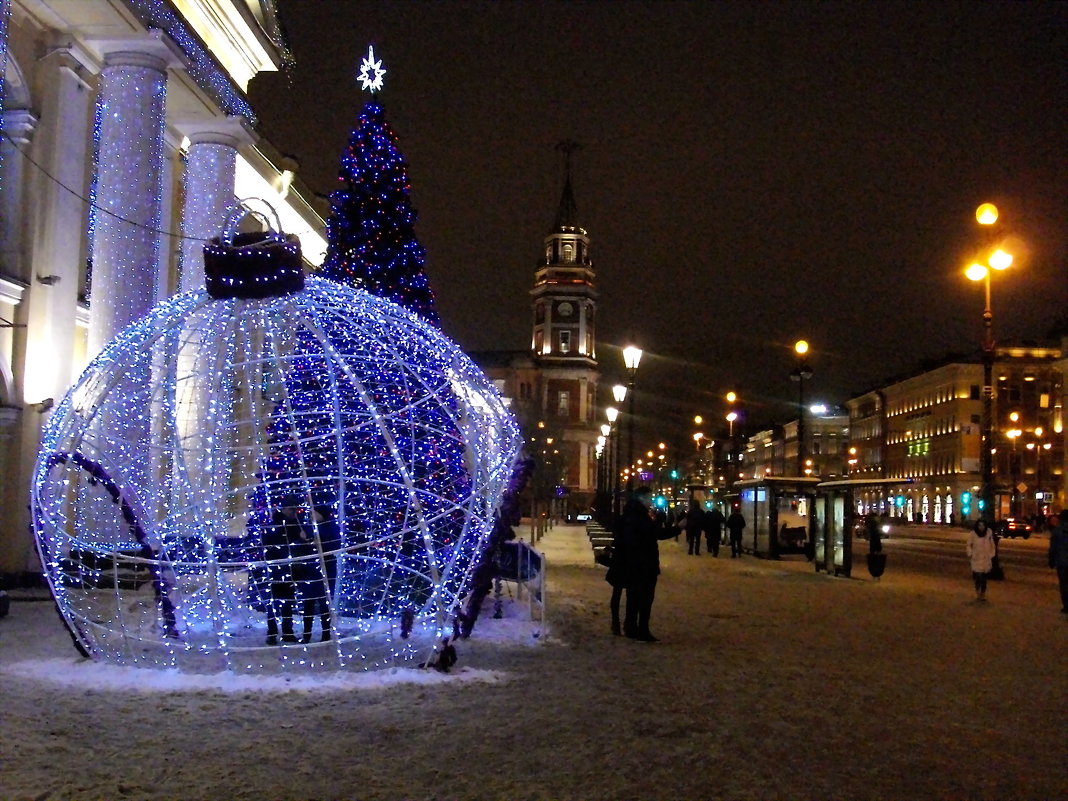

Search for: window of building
xmin=557 ymin=390 xmax=570 ymax=416
xmin=969 ymin=384 xmax=981 ymax=400
xmin=559 ymin=330 xmax=571 ymax=353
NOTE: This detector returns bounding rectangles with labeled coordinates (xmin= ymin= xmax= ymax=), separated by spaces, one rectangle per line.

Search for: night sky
xmin=249 ymin=1 xmax=1067 ymax=448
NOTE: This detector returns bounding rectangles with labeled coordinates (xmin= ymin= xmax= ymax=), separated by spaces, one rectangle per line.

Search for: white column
xmin=0 ymin=109 xmax=35 ymax=279
xmin=175 ymin=118 xmax=252 ymax=294
xmin=86 ymin=42 xmax=172 ymax=359
xmin=84 ymin=34 xmax=179 ymax=514
xmin=23 ymin=50 xmax=93 ymax=405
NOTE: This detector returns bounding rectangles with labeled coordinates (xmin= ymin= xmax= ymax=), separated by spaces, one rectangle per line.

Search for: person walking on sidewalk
xmin=685 ymin=501 xmax=705 ymax=555
xmin=967 ymin=519 xmax=997 ymax=602
xmin=705 ymin=505 xmax=725 ymax=557
xmin=726 ymin=509 xmax=747 ymax=558
xmin=1047 ymin=509 xmax=1068 ymax=613
xmin=619 ymin=486 xmax=677 ymax=642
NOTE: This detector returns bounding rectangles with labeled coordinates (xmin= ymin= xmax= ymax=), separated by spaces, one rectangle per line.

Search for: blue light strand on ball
xmin=31 ymin=274 xmax=519 ymax=673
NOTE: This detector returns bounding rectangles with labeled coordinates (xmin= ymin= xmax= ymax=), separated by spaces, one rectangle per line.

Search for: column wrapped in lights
xmin=178 ymin=122 xmax=250 ymax=293
xmin=87 ymin=41 xmax=171 ymax=357
xmin=86 ymin=40 xmax=175 ymax=503
xmin=31 ymin=239 xmax=520 ymax=674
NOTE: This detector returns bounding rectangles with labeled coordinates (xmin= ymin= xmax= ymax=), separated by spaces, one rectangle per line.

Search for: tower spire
xmin=554 ymin=139 xmax=581 ymax=229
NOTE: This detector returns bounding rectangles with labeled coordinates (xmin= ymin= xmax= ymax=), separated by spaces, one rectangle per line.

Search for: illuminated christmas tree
xmin=321 ymin=47 xmax=439 ymax=325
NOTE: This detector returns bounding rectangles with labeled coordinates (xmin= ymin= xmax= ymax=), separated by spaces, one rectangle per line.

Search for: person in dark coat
xmin=726 ymin=509 xmax=747 ymax=558
xmin=685 ymin=501 xmax=705 ymax=555
xmin=619 ymin=486 xmax=677 ymax=642
xmin=705 ymin=505 xmax=726 ymax=557
xmin=263 ymin=503 xmax=303 ymax=644
xmin=1047 ymin=509 xmax=1068 ymax=613
xmin=293 ymin=507 xmax=334 ymax=643
xmin=605 ymin=523 xmax=627 ymax=636
xmin=865 ymin=513 xmax=883 ymax=554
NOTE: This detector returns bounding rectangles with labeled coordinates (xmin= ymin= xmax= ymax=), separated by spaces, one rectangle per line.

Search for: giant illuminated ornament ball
xmin=31 ymin=212 xmax=520 ymax=673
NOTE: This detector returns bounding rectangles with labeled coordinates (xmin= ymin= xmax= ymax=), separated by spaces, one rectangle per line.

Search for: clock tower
xmin=468 ymin=143 xmax=602 ymax=520
xmin=528 ymin=141 xmax=600 ymax=514
xmin=530 ymin=144 xmax=597 ymax=366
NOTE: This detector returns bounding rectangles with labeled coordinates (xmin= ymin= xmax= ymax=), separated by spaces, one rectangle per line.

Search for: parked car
xmin=996 ymin=517 xmax=1033 ymax=539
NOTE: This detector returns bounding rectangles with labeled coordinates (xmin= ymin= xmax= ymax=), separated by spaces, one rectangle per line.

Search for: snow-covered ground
xmin=1 ymin=523 xmax=1065 ymax=801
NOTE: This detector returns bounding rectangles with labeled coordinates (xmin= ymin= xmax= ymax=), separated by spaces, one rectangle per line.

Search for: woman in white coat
xmin=966 ymin=520 xmax=998 ymax=601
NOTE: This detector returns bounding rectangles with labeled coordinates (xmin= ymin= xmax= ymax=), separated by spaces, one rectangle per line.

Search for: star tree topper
xmin=358 ymin=45 xmax=386 ymax=92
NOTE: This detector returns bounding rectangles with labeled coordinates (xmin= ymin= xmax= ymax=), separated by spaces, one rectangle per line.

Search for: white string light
xmin=32 ymin=274 xmax=520 ymax=673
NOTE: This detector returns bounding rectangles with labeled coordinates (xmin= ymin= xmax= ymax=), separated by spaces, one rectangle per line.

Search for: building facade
xmin=844 ymin=345 xmax=1066 ymax=525
xmin=0 ymin=0 xmax=326 ymax=578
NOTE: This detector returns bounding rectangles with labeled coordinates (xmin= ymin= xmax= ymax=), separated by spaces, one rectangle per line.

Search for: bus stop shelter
xmin=732 ymin=477 xmax=822 ymax=559
xmin=813 ymin=478 xmax=913 ymax=577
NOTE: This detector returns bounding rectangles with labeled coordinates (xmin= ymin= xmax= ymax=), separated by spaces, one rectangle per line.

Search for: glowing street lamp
xmin=790 ymin=339 xmax=813 ymax=476
xmin=967 ymin=202 xmax=1013 ymax=522
xmin=606 ymin=406 xmax=620 ymax=519
xmin=622 ymin=345 xmax=643 ymax=492
xmin=726 ymin=411 xmax=738 ymax=437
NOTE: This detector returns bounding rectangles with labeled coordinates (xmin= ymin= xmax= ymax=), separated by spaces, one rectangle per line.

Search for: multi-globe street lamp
xmin=622 ymin=345 xmax=643 ymax=493
xmin=966 ymin=202 xmax=1013 ymax=522
xmin=790 ymin=339 xmax=813 ymax=476
xmin=1026 ymin=436 xmax=1051 ymax=519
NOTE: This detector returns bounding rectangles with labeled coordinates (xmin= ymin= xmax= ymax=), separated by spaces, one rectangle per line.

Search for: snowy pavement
xmin=1 ymin=522 xmax=1065 ymax=801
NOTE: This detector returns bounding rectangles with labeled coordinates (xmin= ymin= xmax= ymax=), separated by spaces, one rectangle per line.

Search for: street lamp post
xmin=623 ymin=345 xmax=643 ymax=493
xmin=1027 ymin=436 xmax=1051 ymax=520
xmin=966 ymin=202 xmax=1013 ymax=523
xmin=1006 ymin=424 xmax=1022 ymax=517
xmin=790 ymin=340 xmax=813 ymax=476
xmin=606 ymin=405 xmax=620 ymax=521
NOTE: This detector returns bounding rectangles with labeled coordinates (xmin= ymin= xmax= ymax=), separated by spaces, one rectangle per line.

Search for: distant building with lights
xmin=735 ymin=341 xmax=1066 ymax=525
xmin=742 ymin=409 xmax=850 ymax=483
xmin=0 ymin=1 xmax=325 ymax=579
xmin=843 ymin=343 xmax=1066 ymax=524
xmin=470 ymin=164 xmax=600 ymax=519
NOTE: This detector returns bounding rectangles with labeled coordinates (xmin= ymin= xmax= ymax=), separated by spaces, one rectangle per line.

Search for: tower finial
xmin=553 ymin=140 xmax=581 ymax=229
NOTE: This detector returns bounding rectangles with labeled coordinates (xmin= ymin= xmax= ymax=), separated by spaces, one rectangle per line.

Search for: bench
xmin=586 ymin=523 xmax=615 ymax=564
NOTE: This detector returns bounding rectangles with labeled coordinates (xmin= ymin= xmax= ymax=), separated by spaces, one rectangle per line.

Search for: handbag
xmin=595 ymin=544 xmax=613 ymax=568
xmin=203 ymin=198 xmax=304 ymax=299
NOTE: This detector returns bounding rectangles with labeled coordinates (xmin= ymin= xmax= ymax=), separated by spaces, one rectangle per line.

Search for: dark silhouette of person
xmin=685 ymin=501 xmax=705 ymax=555
xmin=705 ymin=505 xmax=725 ymax=557
xmin=605 ymin=522 xmax=627 ymax=636
xmin=865 ymin=513 xmax=883 ymax=553
xmin=726 ymin=509 xmax=747 ymax=558
xmin=1047 ymin=509 xmax=1068 ymax=613
xmin=619 ymin=486 xmax=677 ymax=642
xmin=263 ymin=503 xmax=303 ymax=644
xmin=293 ymin=507 xmax=335 ymax=643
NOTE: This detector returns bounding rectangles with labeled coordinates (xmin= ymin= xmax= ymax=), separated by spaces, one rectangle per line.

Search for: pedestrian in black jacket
xmin=705 ymin=506 xmax=726 ymax=557
xmin=726 ymin=509 xmax=747 ymax=558
xmin=619 ymin=486 xmax=677 ymax=642
xmin=263 ymin=503 xmax=303 ymax=644
xmin=685 ymin=501 xmax=705 ymax=555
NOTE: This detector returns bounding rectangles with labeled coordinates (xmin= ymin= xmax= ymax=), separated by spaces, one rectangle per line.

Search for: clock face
xmin=558 ymin=302 xmax=574 ymax=317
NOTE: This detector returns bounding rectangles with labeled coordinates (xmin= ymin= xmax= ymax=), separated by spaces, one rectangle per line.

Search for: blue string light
xmin=32 ymin=273 xmax=520 ymax=673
